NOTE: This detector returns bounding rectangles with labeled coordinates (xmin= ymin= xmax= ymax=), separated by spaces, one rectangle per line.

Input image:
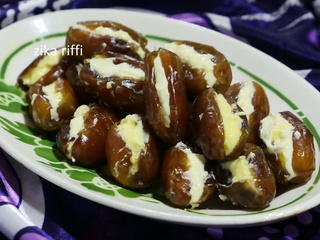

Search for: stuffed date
xmin=105 ymin=114 xmax=159 ymax=188
xmin=161 ymin=141 xmax=215 ymax=208
xmin=193 ymin=88 xmax=249 ymax=161
xmin=259 ymin=111 xmax=315 ymax=184
xmin=66 ymin=21 xmax=149 ymax=61
xmin=164 ymin=40 xmax=232 ymax=98
xmin=56 ymin=104 xmax=119 ymax=167
xmin=80 ymin=53 xmax=146 ymax=113
xmin=214 ymin=143 xmax=276 ymax=209
xmin=144 ymin=48 xmax=188 ymax=144
xmin=226 ymin=81 xmax=270 ymax=144
xmin=26 ymin=77 xmax=78 ymax=132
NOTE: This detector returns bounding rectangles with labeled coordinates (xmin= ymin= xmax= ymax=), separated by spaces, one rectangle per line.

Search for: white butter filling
xmin=221 ymin=152 xmax=256 ymax=189
xmin=73 ymin=23 xmax=145 ymax=59
xmin=215 ymin=93 xmax=243 ymax=155
xmin=116 ymin=114 xmax=150 ymax=176
xmin=22 ymin=49 xmax=63 ymax=86
xmin=176 ymin=142 xmax=208 ymax=207
xmin=67 ymin=105 xmax=90 ymax=161
xmin=236 ymin=81 xmax=255 ymax=116
xmin=88 ymin=56 xmax=145 ymax=81
xmin=164 ymin=42 xmax=216 ymax=88
xmin=260 ymin=113 xmax=295 ymax=180
xmin=41 ymin=81 xmax=63 ymax=121
xmin=154 ymin=54 xmax=171 ymax=128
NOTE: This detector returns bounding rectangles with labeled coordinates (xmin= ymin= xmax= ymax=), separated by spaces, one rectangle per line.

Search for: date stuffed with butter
xmin=193 ymin=88 xmax=249 ymax=161
xmin=226 ymin=81 xmax=270 ymax=144
xmin=66 ymin=21 xmax=149 ymax=61
xmin=56 ymin=104 xmax=119 ymax=167
xmin=259 ymin=111 xmax=315 ymax=184
xmin=18 ymin=48 xmax=74 ymax=90
xmin=164 ymin=40 xmax=232 ymax=98
xmin=26 ymin=77 xmax=78 ymax=132
xmin=214 ymin=143 xmax=276 ymax=209
xmin=80 ymin=53 xmax=146 ymax=113
xmin=105 ymin=114 xmax=159 ymax=188
xmin=144 ymin=48 xmax=188 ymax=144
xmin=161 ymin=141 xmax=215 ymax=208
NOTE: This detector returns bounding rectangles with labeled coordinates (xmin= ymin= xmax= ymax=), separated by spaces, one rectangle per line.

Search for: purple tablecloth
xmin=1 ymin=1 xmax=320 ymax=239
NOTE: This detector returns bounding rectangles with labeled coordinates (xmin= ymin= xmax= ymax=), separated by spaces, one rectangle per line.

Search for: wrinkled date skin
xmin=80 ymin=53 xmax=146 ymax=114
xmin=105 ymin=114 xmax=159 ymax=188
xmin=193 ymin=88 xmax=249 ymax=161
xmin=214 ymin=143 xmax=276 ymax=209
xmin=165 ymin=40 xmax=232 ymax=98
xmin=26 ymin=77 xmax=78 ymax=132
xmin=261 ymin=111 xmax=315 ymax=184
xmin=56 ymin=104 xmax=119 ymax=168
xmin=18 ymin=50 xmax=75 ymax=90
xmin=66 ymin=21 xmax=149 ymax=61
xmin=65 ymin=63 xmax=100 ymax=104
xmin=161 ymin=142 xmax=215 ymax=208
xmin=145 ymin=48 xmax=188 ymax=144
xmin=226 ymin=81 xmax=270 ymax=144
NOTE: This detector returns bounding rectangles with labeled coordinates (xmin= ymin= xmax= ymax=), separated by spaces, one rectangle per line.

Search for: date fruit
xmin=66 ymin=21 xmax=149 ymax=60
xmin=161 ymin=141 xmax=215 ymax=208
xmin=27 ymin=77 xmax=78 ymax=132
xmin=214 ymin=143 xmax=276 ymax=209
xmin=145 ymin=48 xmax=188 ymax=144
xmin=56 ymin=104 xmax=119 ymax=167
xmin=105 ymin=114 xmax=159 ymax=188
xmin=259 ymin=111 xmax=315 ymax=184
xmin=226 ymin=81 xmax=270 ymax=144
xmin=164 ymin=40 xmax=232 ymax=98
xmin=80 ymin=53 xmax=146 ymax=113
xmin=193 ymin=88 xmax=249 ymax=161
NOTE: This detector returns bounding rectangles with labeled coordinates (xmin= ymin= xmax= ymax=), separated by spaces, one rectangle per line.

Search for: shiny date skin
xmin=193 ymin=88 xmax=249 ymax=161
xmin=144 ymin=48 xmax=188 ymax=145
xmin=105 ymin=114 xmax=159 ymax=188
xmin=161 ymin=142 xmax=215 ymax=208
xmin=80 ymin=53 xmax=146 ymax=114
xmin=165 ymin=40 xmax=232 ymax=98
xmin=214 ymin=143 xmax=276 ymax=209
xmin=26 ymin=77 xmax=78 ymax=132
xmin=226 ymin=81 xmax=270 ymax=144
xmin=66 ymin=21 xmax=149 ymax=61
xmin=56 ymin=104 xmax=119 ymax=168
xmin=260 ymin=111 xmax=315 ymax=184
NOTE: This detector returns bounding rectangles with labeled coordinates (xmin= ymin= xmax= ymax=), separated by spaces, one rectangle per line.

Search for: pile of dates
xmin=17 ymin=21 xmax=315 ymax=209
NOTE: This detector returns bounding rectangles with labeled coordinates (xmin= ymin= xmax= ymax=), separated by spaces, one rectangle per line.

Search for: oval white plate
xmin=0 ymin=9 xmax=319 ymax=227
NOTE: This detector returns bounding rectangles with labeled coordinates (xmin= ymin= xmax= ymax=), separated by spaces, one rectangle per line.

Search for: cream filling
xmin=67 ymin=105 xmax=90 ymax=161
xmin=22 ymin=49 xmax=63 ymax=86
xmin=73 ymin=23 xmax=145 ymax=59
xmin=88 ymin=56 xmax=145 ymax=81
xmin=215 ymin=93 xmax=243 ymax=155
xmin=176 ymin=142 xmax=208 ymax=207
xmin=41 ymin=81 xmax=63 ymax=121
xmin=116 ymin=114 xmax=150 ymax=176
xmin=236 ymin=81 xmax=255 ymax=116
xmin=260 ymin=113 xmax=295 ymax=180
xmin=164 ymin=42 xmax=216 ymax=88
xmin=154 ymin=54 xmax=170 ymax=128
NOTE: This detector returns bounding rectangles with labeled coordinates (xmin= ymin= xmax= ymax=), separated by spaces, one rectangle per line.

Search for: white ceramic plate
xmin=0 ymin=9 xmax=319 ymax=227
